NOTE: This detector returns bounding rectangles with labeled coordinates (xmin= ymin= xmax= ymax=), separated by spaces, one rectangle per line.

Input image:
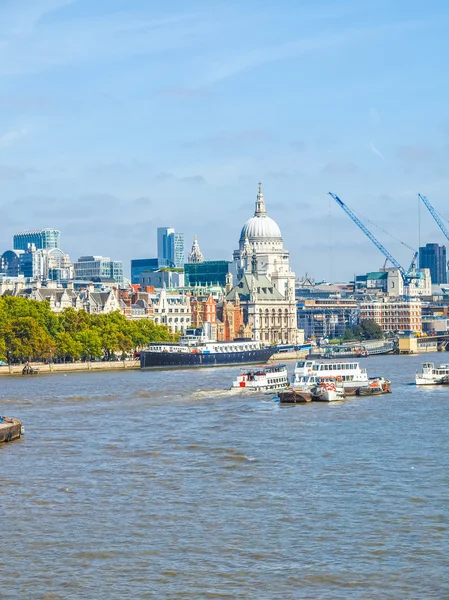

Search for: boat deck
xmin=0 ymin=417 xmax=23 ymax=443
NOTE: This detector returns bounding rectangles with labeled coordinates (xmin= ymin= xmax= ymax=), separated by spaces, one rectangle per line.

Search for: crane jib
xmin=328 ymin=191 xmax=417 ymax=290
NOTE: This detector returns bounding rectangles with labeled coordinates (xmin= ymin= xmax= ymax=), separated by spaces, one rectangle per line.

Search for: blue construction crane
xmin=418 ymin=193 xmax=449 ymax=242
xmin=328 ymin=192 xmax=419 ymax=293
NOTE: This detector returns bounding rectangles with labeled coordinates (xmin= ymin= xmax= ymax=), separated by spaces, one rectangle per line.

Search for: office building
xmin=0 ymin=250 xmax=23 ymax=277
xmin=184 ymin=261 xmax=230 ymax=288
xmin=140 ymin=270 xmax=184 ymax=289
xmin=131 ymin=258 xmax=159 ymax=285
xmin=157 ymin=227 xmax=174 ymax=267
xmin=170 ymin=232 xmax=184 ymax=268
xmin=419 ymin=243 xmax=447 ymax=284
xmin=73 ymin=256 xmax=124 ymax=284
xmin=13 ymin=228 xmax=60 ymax=251
xmin=157 ymin=227 xmax=184 ymax=267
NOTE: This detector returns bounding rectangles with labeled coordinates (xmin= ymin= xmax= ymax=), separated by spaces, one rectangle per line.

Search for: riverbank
xmin=0 ymin=359 xmax=141 ymax=376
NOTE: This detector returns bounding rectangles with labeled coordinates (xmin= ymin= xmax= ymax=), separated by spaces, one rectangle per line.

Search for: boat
xmin=232 ymin=364 xmax=288 ymax=392
xmin=312 ymin=377 xmax=346 ymax=402
xmin=140 ymin=327 xmax=275 ymax=369
xmin=415 ymin=363 xmax=449 ymax=386
xmin=0 ymin=416 xmax=24 ymax=443
xmin=285 ymin=374 xmax=346 ymax=402
xmin=277 ymin=387 xmax=313 ymax=403
xmin=292 ymin=359 xmax=391 ymax=396
xmin=308 ymin=340 xmax=395 ymax=359
xmin=358 ymin=377 xmax=391 ymax=395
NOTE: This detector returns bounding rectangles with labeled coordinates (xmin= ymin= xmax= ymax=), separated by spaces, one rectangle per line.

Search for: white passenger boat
xmin=232 ymin=364 xmax=289 ymax=392
xmin=313 ymin=377 xmax=346 ymax=402
xmin=291 ymin=375 xmax=345 ymax=402
xmin=415 ymin=363 xmax=449 ymax=386
xmin=292 ymin=359 xmax=391 ymax=396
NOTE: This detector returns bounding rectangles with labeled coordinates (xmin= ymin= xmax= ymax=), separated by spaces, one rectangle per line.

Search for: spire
xmin=254 ymin=181 xmax=266 ymax=217
xmin=188 ymin=234 xmax=204 ymax=264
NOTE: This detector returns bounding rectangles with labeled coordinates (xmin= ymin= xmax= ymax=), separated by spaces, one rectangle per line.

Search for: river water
xmin=1 ymin=353 xmax=448 ymax=599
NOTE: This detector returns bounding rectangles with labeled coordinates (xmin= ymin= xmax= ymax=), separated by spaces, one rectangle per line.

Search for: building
xmin=232 ymin=183 xmax=296 ymax=298
xmin=13 ymin=228 xmax=60 ymax=251
xmin=19 ymin=245 xmax=48 ymax=280
xmin=157 ymin=227 xmax=174 ymax=266
xmin=184 ymin=260 xmax=230 ymax=288
xmin=151 ymin=289 xmax=192 ymax=333
xmin=0 ymin=250 xmax=23 ymax=277
xmin=131 ymin=258 xmax=159 ymax=285
xmin=140 ymin=269 xmax=184 ymax=289
xmin=157 ymin=228 xmax=184 ymax=268
xmin=170 ymin=232 xmax=184 ymax=268
xmin=419 ymin=243 xmax=447 ymax=284
xmin=73 ymin=256 xmax=124 ymax=284
xmin=119 ymin=288 xmax=155 ymax=320
xmin=190 ymin=294 xmax=216 ymax=328
xmin=297 ymin=298 xmax=359 ymax=340
xmin=227 ymin=183 xmax=300 ymax=344
xmin=216 ymin=294 xmax=252 ymax=341
xmin=188 ymin=235 xmax=204 ymax=263
xmin=356 ymin=267 xmax=432 ymax=297
xmin=359 ymin=298 xmax=422 ymax=333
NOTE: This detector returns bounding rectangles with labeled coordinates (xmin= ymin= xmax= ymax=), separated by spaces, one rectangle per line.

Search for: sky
xmin=1 ymin=0 xmax=449 ymax=281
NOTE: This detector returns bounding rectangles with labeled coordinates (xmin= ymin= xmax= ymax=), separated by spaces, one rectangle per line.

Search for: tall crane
xmin=418 ymin=193 xmax=449 ymax=242
xmin=328 ymin=192 xmax=419 ymax=296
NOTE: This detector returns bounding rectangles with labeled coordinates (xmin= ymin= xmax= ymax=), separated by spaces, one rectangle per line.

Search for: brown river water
xmin=1 ymin=353 xmax=448 ymax=599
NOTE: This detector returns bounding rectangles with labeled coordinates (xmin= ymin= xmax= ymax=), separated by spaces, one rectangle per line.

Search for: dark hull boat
xmin=278 ymin=388 xmax=313 ymax=403
xmin=141 ymin=346 xmax=275 ymax=369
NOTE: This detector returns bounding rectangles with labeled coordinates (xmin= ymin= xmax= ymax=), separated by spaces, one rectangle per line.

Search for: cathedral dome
xmin=240 ymin=215 xmax=282 ymax=241
xmin=239 ymin=182 xmax=282 ymax=242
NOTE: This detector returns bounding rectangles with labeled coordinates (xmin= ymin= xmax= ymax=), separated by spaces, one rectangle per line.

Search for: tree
xmin=3 ymin=317 xmax=55 ymax=362
xmin=77 ymin=330 xmax=103 ymax=361
xmin=54 ymin=331 xmax=82 ymax=362
xmin=360 ymin=319 xmax=384 ymax=340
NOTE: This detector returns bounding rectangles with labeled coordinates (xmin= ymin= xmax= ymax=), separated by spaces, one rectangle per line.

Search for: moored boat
xmin=141 ymin=327 xmax=275 ymax=369
xmin=0 ymin=416 xmax=24 ymax=443
xmin=292 ymin=358 xmax=391 ymax=396
xmin=278 ymin=387 xmax=313 ymax=403
xmin=312 ymin=377 xmax=346 ymax=402
xmin=232 ymin=364 xmax=288 ymax=392
xmin=415 ymin=362 xmax=449 ymax=386
xmin=356 ymin=377 xmax=391 ymax=396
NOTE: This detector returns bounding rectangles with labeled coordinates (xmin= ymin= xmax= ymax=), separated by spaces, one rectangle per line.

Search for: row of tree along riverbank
xmin=0 ymin=296 xmax=176 ymax=365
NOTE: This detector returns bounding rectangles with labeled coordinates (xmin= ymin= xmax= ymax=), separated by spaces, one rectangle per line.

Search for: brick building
xmin=359 ymin=298 xmax=422 ymax=333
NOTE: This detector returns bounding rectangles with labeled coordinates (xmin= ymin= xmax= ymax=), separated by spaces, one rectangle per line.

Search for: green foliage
xmin=0 ymin=296 xmax=175 ymax=363
xmin=342 ymin=320 xmax=384 ymax=342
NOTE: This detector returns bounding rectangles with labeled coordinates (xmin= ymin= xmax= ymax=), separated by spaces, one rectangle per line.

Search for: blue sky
xmin=1 ymin=0 xmax=449 ymax=280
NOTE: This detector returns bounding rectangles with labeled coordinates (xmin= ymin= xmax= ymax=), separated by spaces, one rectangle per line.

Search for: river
xmin=1 ymin=353 xmax=448 ymax=599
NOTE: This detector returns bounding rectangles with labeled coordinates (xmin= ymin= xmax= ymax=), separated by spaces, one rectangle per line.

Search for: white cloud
xmin=0 ymin=6 xmax=205 ymax=77
xmin=0 ymin=127 xmax=30 ymax=148
xmin=370 ymin=141 xmax=385 ymax=161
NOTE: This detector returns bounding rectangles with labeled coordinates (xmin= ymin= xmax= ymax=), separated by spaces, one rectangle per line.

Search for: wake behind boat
xmin=140 ymin=327 xmax=275 ymax=369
